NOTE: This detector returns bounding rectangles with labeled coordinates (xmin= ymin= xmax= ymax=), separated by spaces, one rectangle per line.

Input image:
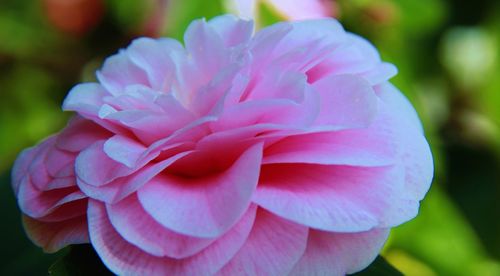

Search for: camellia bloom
xmin=12 ymin=15 xmax=433 ymax=275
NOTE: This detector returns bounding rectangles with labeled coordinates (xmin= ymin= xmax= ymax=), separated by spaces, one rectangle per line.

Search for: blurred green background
xmin=1 ymin=0 xmax=500 ymax=275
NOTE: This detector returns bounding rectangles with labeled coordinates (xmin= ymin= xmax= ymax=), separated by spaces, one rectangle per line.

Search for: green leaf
xmin=48 ymin=245 xmax=113 ymax=276
xmin=163 ymin=0 xmax=223 ymax=40
xmin=352 ymin=256 xmax=403 ymax=276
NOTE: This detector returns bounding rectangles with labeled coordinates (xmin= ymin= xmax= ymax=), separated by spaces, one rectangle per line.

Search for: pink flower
xmin=12 ymin=15 xmax=433 ymax=275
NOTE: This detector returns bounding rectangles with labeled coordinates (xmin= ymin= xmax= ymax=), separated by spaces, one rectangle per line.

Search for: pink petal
xmin=208 ymin=14 xmax=254 ymax=47
xmin=127 ymin=37 xmax=183 ymax=91
xmin=312 ymin=74 xmax=378 ymax=128
xmin=96 ymin=51 xmax=149 ymax=95
xmin=246 ymin=70 xmax=306 ymax=102
xmin=290 ymin=228 xmax=390 ymax=275
xmin=17 ymin=175 xmax=86 ymax=219
xmin=77 ymin=151 xmax=191 ymax=203
xmin=216 ymin=209 xmax=308 ymax=275
xmin=45 ymin=146 xmax=75 ymax=178
xmin=375 ymin=82 xmax=423 ymax=132
xmin=362 ymin=62 xmax=398 ymax=85
xmin=62 ymin=83 xmax=107 ymax=115
xmin=88 ymin=200 xmax=257 ymax=275
xmin=263 ymin=125 xmax=397 ymax=167
xmin=23 ymin=215 xmax=89 ymax=253
xmin=254 ymin=164 xmax=419 ymax=232
xmin=274 ymin=19 xmax=345 ymax=61
xmin=375 ymin=92 xmax=433 ymax=200
xmin=138 ymin=143 xmax=263 ymax=238
xmin=107 ymin=194 xmax=214 ymax=258
xmin=184 ymin=19 xmax=228 ymax=85
xmin=103 ymin=135 xmax=148 ymax=168
xmin=27 ymin=138 xmax=54 ymax=191
xmin=249 ymin=22 xmax=292 ymax=69
xmin=306 ymin=33 xmax=397 ymax=85
xmin=56 ymin=116 xmax=112 ymax=152
xmin=75 ymin=140 xmax=135 ymax=187
xmin=199 ymin=123 xmax=295 ymax=153
xmin=12 ymin=146 xmax=41 ymax=195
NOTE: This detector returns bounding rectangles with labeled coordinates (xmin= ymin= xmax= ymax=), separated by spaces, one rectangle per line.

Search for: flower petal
xmin=127 ymin=37 xmax=183 ymax=91
xmin=88 ymin=200 xmax=257 ymax=275
xmin=216 ymin=209 xmax=308 ymax=275
xmin=208 ymin=14 xmax=254 ymax=47
xmin=18 ymin=175 xmax=86 ymax=219
xmin=254 ymin=164 xmax=419 ymax=232
xmin=107 ymin=194 xmax=214 ymax=258
xmin=263 ymin=120 xmax=397 ymax=167
xmin=75 ymin=141 xmax=135 ymax=187
xmin=56 ymin=116 xmax=112 ymax=152
xmin=97 ymin=51 xmax=149 ymax=95
xmin=23 ymin=215 xmax=88 ymax=253
xmin=103 ymin=135 xmax=148 ymax=168
xmin=63 ymin=83 xmax=107 ymax=115
xmin=290 ymin=228 xmax=390 ymax=275
xmin=138 ymin=143 xmax=263 ymax=238
xmin=77 ymin=151 xmax=191 ymax=203
xmin=312 ymin=74 xmax=378 ymax=128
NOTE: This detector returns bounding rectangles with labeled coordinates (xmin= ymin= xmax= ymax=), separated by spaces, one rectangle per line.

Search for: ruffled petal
xmin=88 ymin=200 xmax=257 ymax=275
xmin=107 ymin=194 xmax=214 ymax=258
xmin=312 ymin=74 xmax=378 ymax=128
xmin=56 ymin=116 xmax=112 ymax=152
xmin=17 ymin=175 xmax=86 ymax=219
xmin=290 ymin=228 xmax=390 ymax=275
xmin=138 ymin=143 xmax=263 ymax=238
xmin=216 ymin=209 xmax=308 ymax=275
xmin=77 ymin=151 xmax=191 ymax=203
xmin=254 ymin=164 xmax=419 ymax=232
xmin=23 ymin=215 xmax=89 ymax=253
xmin=208 ymin=14 xmax=254 ymax=47
xmin=127 ymin=37 xmax=183 ymax=91
xmin=97 ymin=51 xmax=150 ymax=95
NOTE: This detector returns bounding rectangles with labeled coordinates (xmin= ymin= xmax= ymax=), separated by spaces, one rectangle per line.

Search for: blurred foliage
xmin=1 ymin=0 xmax=500 ymax=275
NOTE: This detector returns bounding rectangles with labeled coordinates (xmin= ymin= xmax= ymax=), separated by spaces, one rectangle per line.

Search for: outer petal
xmin=184 ymin=19 xmax=228 ymax=83
xmin=262 ymin=126 xmax=396 ymax=167
xmin=107 ymin=194 xmax=214 ymax=258
xmin=88 ymin=200 xmax=258 ymax=275
xmin=312 ymin=74 xmax=378 ymax=128
xmin=12 ymin=145 xmax=41 ymax=195
xmin=96 ymin=51 xmax=149 ymax=95
xmin=138 ymin=143 xmax=263 ymax=238
xmin=103 ymin=135 xmax=148 ymax=168
xmin=55 ymin=116 xmax=112 ymax=153
xmin=75 ymin=140 xmax=137 ymax=187
xmin=23 ymin=215 xmax=89 ymax=253
xmin=376 ymin=93 xmax=433 ymax=200
xmin=77 ymin=151 xmax=191 ymax=203
xmin=290 ymin=228 xmax=390 ymax=275
xmin=216 ymin=209 xmax=308 ymax=276
xmin=208 ymin=14 xmax=254 ymax=47
xmin=62 ymin=83 xmax=107 ymax=116
xmin=17 ymin=175 xmax=86 ymax=219
xmin=253 ymin=164 xmax=419 ymax=232
xmin=127 ymin=37 xmax=183 ymax=91
xmin=375 ymin=82 xmax=423 ymax=133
